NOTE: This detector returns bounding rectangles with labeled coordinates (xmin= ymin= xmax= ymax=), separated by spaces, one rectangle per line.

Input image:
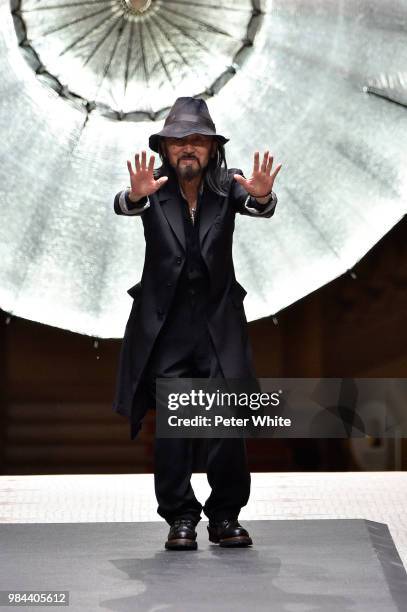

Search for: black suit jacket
xmin=112 ymin=168 xmax=277 ymax=438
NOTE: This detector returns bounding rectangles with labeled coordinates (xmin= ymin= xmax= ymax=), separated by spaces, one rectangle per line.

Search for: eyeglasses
xmin=165 ymin=135 xmax=213 ymax=147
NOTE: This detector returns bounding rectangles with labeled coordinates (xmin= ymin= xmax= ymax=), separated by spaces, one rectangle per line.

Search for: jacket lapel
xmin=158 ymin=179 xmax=186 ymax=252
xmin=199 ymin=183 xmax=222 ymax=250
xmin=157 ymin=177 xmax=222 ymax=253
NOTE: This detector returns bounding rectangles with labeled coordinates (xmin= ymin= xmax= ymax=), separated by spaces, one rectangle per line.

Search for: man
xmin=113 ymin=97 xmax=282 ymax=551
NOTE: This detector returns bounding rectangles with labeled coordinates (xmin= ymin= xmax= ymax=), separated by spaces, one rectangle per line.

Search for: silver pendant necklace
xmin=179 ymin=184 xmax=197 ymax=224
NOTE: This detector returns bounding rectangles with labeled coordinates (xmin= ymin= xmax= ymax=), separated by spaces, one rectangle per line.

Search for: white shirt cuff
xmin=119 ymin=190 xmax=150 ymax=215
xmin=244 ymin=192 xmax=277 ymax=215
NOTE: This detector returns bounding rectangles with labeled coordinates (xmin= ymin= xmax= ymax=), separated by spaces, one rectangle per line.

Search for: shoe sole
xmin=165 ymin=539 xmax=197 ymax=551
xmin=209 ymin=535 xmax=253 ymax=547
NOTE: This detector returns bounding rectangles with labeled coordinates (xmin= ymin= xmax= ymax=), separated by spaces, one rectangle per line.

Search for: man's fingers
xmin=261 ymin=150 xmax=269 ymax=173
xmin=148 ymin=154 xmax=155 ymax=173
xmin=155 ymin=176 xmax=168 ymax=190
xmin=141 ymin=150 xmax=147 ymax=170
xmin=271 ymin=163 xmax=282 ymax=181
xmin=127 ymin=160 xmax=133 ymax=175
xmin=150 ymin=175 xmax=168 ymax=193
xmin=253 ymin=151 xmax=260 ymax=174
xmin=266 ymin=155 xmax=274 ymax=175
xmin=234 ymin=174 xmax=249 ymax=190
xmin=135 ymin=153 xmax=141 ymax=173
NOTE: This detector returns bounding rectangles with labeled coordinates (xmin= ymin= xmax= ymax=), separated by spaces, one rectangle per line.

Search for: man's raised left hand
xmin=234 ymin=151 xmax=282 ymax=201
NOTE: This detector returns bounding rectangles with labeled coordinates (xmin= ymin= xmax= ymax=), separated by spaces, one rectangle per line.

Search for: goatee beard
xmin=176 ymin=157 xmax=202 ymax=182
xmin=177 ymin=165 xmax=201 ymax=181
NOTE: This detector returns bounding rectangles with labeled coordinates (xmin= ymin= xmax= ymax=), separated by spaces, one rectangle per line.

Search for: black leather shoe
xmin=208 ymin=519 xmax=253 ymax=547
xmin=165 ymin=519 xmax=198 ymax=550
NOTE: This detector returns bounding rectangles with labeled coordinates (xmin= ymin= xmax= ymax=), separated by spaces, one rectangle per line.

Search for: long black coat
xmin=112 ymin=168 xmax=277 ymax=438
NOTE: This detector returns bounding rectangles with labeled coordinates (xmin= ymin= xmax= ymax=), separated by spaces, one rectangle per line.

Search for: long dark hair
xmin=153 ymin=138 xmax=230 ymax=196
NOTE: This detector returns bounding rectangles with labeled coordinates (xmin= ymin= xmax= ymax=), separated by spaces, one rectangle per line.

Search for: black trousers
xmin=144 ymin=284 xmax=251 ymax=525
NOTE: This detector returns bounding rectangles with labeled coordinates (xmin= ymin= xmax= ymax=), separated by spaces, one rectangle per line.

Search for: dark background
xmin=1 ymin=217 xmax=406 ymax=475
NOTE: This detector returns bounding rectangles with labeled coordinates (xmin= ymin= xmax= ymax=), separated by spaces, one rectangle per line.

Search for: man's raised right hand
xmin=126 ymin=150 xmax=168 ymax=202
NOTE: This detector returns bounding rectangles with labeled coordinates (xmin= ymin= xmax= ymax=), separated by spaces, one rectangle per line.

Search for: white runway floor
xmin=1 ymin=472 xmax=406 ymax=566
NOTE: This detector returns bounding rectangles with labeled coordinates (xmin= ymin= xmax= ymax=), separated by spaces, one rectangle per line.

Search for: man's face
xmin=162 ymin=134 xmax=217 ymax=181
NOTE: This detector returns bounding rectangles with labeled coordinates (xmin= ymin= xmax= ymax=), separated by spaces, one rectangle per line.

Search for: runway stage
xmin=1 ymin=473 xmax=406 ymax=611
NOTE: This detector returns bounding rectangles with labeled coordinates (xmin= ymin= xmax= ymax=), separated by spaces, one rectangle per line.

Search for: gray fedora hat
xmin=149 ymin=96 xmax=229 ymax=153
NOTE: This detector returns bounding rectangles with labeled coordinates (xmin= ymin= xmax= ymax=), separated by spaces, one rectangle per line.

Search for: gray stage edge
xmin=1 ymin=519 xmax=406 ymax=611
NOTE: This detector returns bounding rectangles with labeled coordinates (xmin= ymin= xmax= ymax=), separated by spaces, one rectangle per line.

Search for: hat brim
xmin=149 ymin=124 xmax=229 ymax=153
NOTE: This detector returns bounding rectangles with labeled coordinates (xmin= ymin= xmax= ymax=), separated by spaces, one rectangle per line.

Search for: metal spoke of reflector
xmin=11 ymin=0 xmax=260 ymax=118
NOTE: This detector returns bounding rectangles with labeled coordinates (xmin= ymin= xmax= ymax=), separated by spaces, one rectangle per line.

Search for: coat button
xmin=166 ymin=281 xmax=172 ymax=287
xmin=176 ymin=256 xmax=182 ymax=264
xmin=157 ymin=309 xmax=165 ymax=319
